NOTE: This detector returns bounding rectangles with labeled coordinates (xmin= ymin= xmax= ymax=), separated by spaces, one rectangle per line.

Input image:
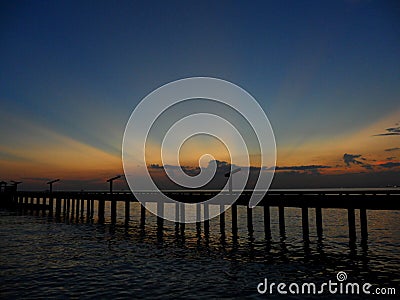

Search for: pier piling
xmin=220 ymin=205 xmax=225 ymax=235
xmin=348 ymin=208 xmax=356 ymax=241
xmin=247 ymin=206 xmax=253 ymax=236
xmin=140 ymin=203 xmax=146 ymax=228
xmin=301 ymin=207 xmax=309 ymax=241
xmin=5 ymin=189 xmax=400 ymax=244
xmin=360 ymin=208 xmax=368 ymax=240
xmin=279 ymin=205 xmax=285 ymax=237
xmin=204 ymin=203 xmax=210 ymax=235
xmin=111 ymin=198 xmax=117 ymax=224
xmin=315 ymin=207 xmax=323 ymax=239
xmin=125 ymin=199 xmax=130 ymax=225
xmin=263 ymin=205 xmax=271 ymax=239
xmin=231 ymin=203 xmax=238 ymax=237
xmin=98 ymin=199 xmax=105 ymax=223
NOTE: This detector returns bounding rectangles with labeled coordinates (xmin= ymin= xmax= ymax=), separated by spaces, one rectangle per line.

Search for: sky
xmin=0 ymin=0 xmax=399 ymax=190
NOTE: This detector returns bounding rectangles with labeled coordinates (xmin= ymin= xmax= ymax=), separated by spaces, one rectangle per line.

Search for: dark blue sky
xmin=1 ymin=0 xmax=399 ymax=188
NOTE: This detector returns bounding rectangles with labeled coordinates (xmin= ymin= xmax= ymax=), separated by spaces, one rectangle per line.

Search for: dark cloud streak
xmin=379 ymin=162 xmax=400 ymax=169
xmin=374 ymin=126 xmax=400 ymax=136
xmin=343 ymin=153 xmax=373 ymax=170
xmin=385 ymin=147 xmax=400 ymax=152
xmin=275 ymin=165 xmax=331 ymax=171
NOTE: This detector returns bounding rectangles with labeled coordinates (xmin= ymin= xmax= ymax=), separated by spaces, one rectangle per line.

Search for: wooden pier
xmin=1 ymin=189 xmax=400 ymax=242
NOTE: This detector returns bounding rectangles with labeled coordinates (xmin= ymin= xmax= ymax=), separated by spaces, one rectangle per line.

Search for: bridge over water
xmin=1 ymin=189 xmax=399 ymax=243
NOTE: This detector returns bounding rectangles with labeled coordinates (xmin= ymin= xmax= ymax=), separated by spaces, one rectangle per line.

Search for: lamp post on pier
xmin=47 ymin=179 xmax=60 ymax=216
xmin=47 ymin=179 xmax=60 ymax=193
xmin=224 ymin=168 xmax=241 ymax=193
xmin=105 ymin=175 xmax=123 ymax=223
xmin=107 ymin=175 xmax=122 ymax=194
xmin=10 ymin=181 xmax=22 ymax=204
xmin=10 ymin=181 xmax=22 ymax=191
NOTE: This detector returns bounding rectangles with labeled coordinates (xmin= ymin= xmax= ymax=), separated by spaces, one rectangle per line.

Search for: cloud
xmin=386 ymin=157 xmax=396 ymax=161
xmin=148 ymin=160 xmax=237 ymax=177
xmin=271 ymin=170 xmax=400 ymax=189
xmin=343 ymin=153 xmax=363 ymax=166
xmin=374 ymin=126 xmax=400 ymax=136
xmin=379 ymin=162 xmax=400 ymax=169
xmin=151 ymin=162 xmax=331 ymax=174
xmin=343 ymin=153 xmax=373 ymax=170
xmin=362 ymin=164 xmax=374 ymax=170
xmin=275 ymin=165 xmax=331 ymax=171
xmin=148 ymin=164 xmax=163 ymax=169
xmin=148 ymin=163 xmax=201 ymax=176
xmin=385 ymin=147 xmax=400 ymax=152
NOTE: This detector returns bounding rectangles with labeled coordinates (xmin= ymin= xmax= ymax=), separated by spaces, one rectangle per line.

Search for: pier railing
xmin=2 ymin=189 xmax=400 ymax=242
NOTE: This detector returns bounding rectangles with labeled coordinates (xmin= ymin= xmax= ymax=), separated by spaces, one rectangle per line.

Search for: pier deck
xmin=2 ymin=189 xmax=399 ymax=242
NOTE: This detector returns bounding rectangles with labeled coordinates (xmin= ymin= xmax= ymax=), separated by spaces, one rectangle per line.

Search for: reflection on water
xmin=1 ymin=203 xmax=399 ymax=299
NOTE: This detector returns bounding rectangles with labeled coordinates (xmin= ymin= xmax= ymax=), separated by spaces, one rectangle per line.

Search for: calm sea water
xmin=1 ymin=200 xmax=399 ymax=299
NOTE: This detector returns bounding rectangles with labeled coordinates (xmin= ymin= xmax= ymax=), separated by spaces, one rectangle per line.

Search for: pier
xmin=1 ymin=189 xmax=400 ymax=243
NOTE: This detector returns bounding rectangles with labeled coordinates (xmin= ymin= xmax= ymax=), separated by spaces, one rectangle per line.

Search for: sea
xmin=1 ymin=191 xmax=399 ymax=299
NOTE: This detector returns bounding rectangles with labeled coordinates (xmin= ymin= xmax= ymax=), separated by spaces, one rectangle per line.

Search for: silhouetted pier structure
xmin=1 ymin=189 xmax=400 ymax=243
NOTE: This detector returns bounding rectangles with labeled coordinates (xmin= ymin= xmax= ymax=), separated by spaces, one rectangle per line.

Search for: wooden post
xmin=196 ymin=203 xmax=201 ymax=236
xmin=67 ymin=198 xmax=72 ymax=216
xmin=90 ymin=199 xmax=94 ymax=218
xmin=23 ymin=196 xmax=28 ymax=213
xmin=66 ymin=198 xmax=70 ymax=216
xmin=16 ymin=195 xmax=21 ymax=214
xmin=175 ymin=202 xmax=180 ymax=231
xmin=80 ymin=196 xmax=84 ymax=218
xmin=219 ymin=204 xmax=225 ymax=235
xmin=71 ymin=198 xmax=75 ymax=220
xmin=36 ymin=197 xmax=41 ymax=215
xmin=111 ymin=198 xmax=117 ymax=224
xmin=302 ymin=207 xmax=309 ymax=241
xmin=125 ymin=199 xmax=130 ymax=225
xmin=264 ymin=205 xmax=271 ymax=239
xmin=63 ymin=198 xmax=67 ymax=216
xmin=76 ymin=197 xmax=80 ymax=219
xmin=140 ymin=203 xmax=146 ymax=228
xmin=156 ymin=201 xmax=163 ymax=231
xmin=360 ymin=208 xmax=368 ymax=241
xmin=279 ymin=206 xmax=285 ymax=237
xmin=36 ymin=197 xmax=40 ymax=214
xmin=106 ymin=176 xmax=121 ymax=223
xmin=247 ymin=206 xmax=253 ymax=236
xmin=86 ymin=199 xmax=91 ymax=220
xmin=31 ymin=197 xmax=36 ymax=215
xmin=232 ymin=203 xmax=238 ymax=237
xmin=29 ymin=196 xmax=33 ymax=214
xmin=55 ymin=196 xmax=61 ymax=218
xmin=98 ymin=199 xmax=105 ymax=223
xmin=156 ymin=201 xmax=163 ymax=240
xmin=180 ymin=203 xmax=185 ymax=235
xmin=348 ymin=208 xmax=356 ymax=241
xmin=49 ymin=194 xmax=54 ymax=216
xmin=204 ymin=203 xmax=210 ymax=235
xmin=42 ymin=195 xmax=47 ymax=215
xmin=315 ymin=207 xmax=323 ymax=239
